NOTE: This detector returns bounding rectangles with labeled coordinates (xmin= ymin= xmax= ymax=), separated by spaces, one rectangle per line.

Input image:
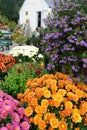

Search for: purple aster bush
xmin=0 ymin=90 xmax=30 ymax=130
xmin=42 ymin=0 xmax=87 ymax=82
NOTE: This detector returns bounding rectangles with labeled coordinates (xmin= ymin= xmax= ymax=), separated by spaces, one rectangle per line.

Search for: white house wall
xmin=19 ymin=0 xmax=52 ymax=32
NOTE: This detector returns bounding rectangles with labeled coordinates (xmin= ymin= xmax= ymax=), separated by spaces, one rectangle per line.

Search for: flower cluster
xmin=9 ymin=45 xmax=39 ymax=57
xmin=0 ymin=90 xmax=30 ymax=130
xmin=0 ymin=53 xmax=16 ymax=72
xmin=9 ymin=45 xmax=44 ymax=63
xmin=18 ymin=72 xmax=87 ymax=130
xmin=42 ymin=1 xmax=87 ymax=81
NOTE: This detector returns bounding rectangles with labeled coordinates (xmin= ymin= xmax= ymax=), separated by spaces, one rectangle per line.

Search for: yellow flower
xmin=50 ymin=118 xmax=59 ymax=128
xmin=34 ymin=114 xmax=42 ymax=125
xmin=72 ymin=112 xmax=82 ymax=123
xmin=40 ymin=62 xmax=44 ymax=68
xmin=58 ymin=89 xmax=66 ymax=96
xmin=43 ymin=89 xmax=51 ymax=98
xmin=65 ymin=101 xmax=73 ymax=109
xmin=52 ymin=93 xmax=63 ymax=102
xmin=41 ymin=99 xmax=49 ymax=107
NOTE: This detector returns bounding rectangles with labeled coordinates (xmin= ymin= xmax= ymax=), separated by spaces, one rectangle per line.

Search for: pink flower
xmin=12 ymin=112 xmax=20 ymax=125
xmin=4 ymin=100 xmax=10 ymax=105
xmin=21 ymin=121 xmax=30 ymax=130
xmin=13 ymin=125 xmax=21 ymax=130
xmin=0 ymin=100 xmax=3 ymax=108
xmin=4 ymin=105 xmax=12 ymax=113
xmin=18 ymin=107 xmax=24 ymax=115
xmin=0 ymin=127 xmax=8 ymax=130
xmin=1 ymin=110 xmax=8 ymax=119
xmin=6 ymin=123 xmax=13 ymax=130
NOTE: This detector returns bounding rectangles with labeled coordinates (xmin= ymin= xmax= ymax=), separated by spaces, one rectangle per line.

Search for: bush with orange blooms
xmin=0 ymin=53 xmax=16 ymax=80
xmin=18 ymin=72 xmax=87 ymax=130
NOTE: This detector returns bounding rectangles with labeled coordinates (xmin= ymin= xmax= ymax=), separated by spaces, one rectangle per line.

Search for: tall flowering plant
xmin=42 ymin=1 xmax=87 ymax=82
xmin=18 ymin=72 xmax=87 ymax=130
xmin=0 ymin=90 xmax=30 ymax=130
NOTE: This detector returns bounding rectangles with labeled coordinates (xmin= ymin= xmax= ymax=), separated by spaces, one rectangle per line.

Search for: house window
xmin=25 ymin=11 xmax=28 ymax=15
xmin=37 ymin=11 xmax=41 ymax=27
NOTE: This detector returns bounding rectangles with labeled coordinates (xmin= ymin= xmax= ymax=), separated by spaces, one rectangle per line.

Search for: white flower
xmin=9 ymin=45 xmax=39 ymax=57
xmin=38 ymin=54 xmax=43 ymax=59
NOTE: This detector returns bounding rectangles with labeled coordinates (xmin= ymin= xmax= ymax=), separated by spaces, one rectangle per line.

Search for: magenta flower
xmin=0 ymin=90 xmax=30 ymax=129
xmin=18 ymin=107 xmax=24 ymax=115
xmin=21 ymin=121 xmax=30 ymax=130
xmin=4 ymin=105 xmax=12 ymax=113
xmin=1 ymin=110 xmax=8 ymax=119
xmin=13 ymin=125 xmax=21 ymax=130
xmin=4 ymin=100 xmax=10 ymax=105
xmin=12 ymin=112 xmax=20 ymax=125
xmin=6 ymin=123 xmax=13 ymax=130
xmin=0 ymin=127 xmax=8 ymax=130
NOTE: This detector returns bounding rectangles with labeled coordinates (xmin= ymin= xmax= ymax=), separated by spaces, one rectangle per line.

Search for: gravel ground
xmin=0 ymin=41 xmax=18 ymax=55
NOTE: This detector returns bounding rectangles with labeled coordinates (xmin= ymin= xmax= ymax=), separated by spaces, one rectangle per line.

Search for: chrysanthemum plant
xmin=0 ymin=62 xmax=47 ymax=98
xmin=0 ymin=53 xmax=16 ymax=80
xmin=0 ymin=90 xmax=30 ymax=130
xmin=18 ymin=72 xmax=87 ymax=130
xmin=42 ymin=0 xmax=87 ymax=82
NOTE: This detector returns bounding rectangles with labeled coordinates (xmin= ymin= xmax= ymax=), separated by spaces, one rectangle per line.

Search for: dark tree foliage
xmin=0 ymin=0 xmax=24 ymax=22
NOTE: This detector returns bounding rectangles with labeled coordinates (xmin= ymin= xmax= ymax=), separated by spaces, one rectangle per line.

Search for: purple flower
xmin=47 ymin=64 xmax=51 ymax=70
xmin=82 ymin=63 xmax=86 ymax=68
xmin=80 ymin=40 xmax=87 ymax=47
xmin=67 ymin=76 xmax=73 ymax=82
xmin=82 ymin=58 xmax=87 ymax=63
xmin=77 ymin=11 xmax=82 ymax=16
xmin=72 ymin=65 xmax=79 ymax=72
xmin=68 ymin=39 xmax=74 ymax=43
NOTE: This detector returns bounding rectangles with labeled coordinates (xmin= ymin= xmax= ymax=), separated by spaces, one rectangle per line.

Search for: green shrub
xmin=0 ymin=62 xmax=47 ymax=98
xmin=26 ymin=31 xmax=41 ymax=47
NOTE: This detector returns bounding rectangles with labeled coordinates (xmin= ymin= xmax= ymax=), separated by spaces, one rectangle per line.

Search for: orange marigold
xmin=38 ymin=119 xmax=46 ymax=130
xmin=34 ymin=114 xmax=42 ymax=125
xmin=25 ymin=106 xmax=33 ymax=116
xmin=50 ymin=118 xmax=59 ymax=128
xmin=65 ymin=101 xmax=73 ymax=109
xmin=41 ymin=99 xmax=49 ymax=106
xmin=35 ymin=105 xmax=41 ymax=114
xmin=31 ymin=97 xmax=38 ymax=106
xmin=58 ymin=89 xmax=66 ymax=96
xmin=59 ymin=120 xmax=68 ymax=130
